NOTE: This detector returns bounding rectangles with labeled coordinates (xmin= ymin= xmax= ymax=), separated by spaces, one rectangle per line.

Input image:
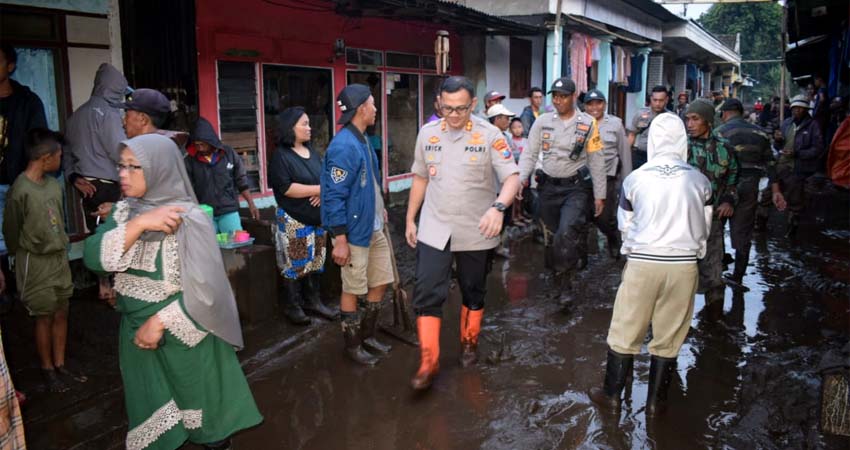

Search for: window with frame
xmin=509 ymin=38 xmax=532 ymax=99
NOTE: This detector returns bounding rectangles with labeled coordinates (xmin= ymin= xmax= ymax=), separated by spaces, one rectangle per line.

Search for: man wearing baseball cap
xmin=715 ymin=98 xmax=786 ymax=286
xmin=772 ymin=94 xmax=824 ymax=237
xmin=121 ymin=88 xmax=170 ymax=138
xmin=518 ymin=77 xmax=606 ymax=313
xmin=684 ymin=98 xmax=739 ymax=321
xmin=482 ymin=90 xmax=506 ymax=114
xmin=321 ymin=84 xmax=394 ymax=366
xmin=583 ymin=88 xmax=631 ymax=259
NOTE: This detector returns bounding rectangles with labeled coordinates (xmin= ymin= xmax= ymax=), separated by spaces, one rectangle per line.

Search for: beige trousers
xmin=606 ymin=259 xmax=699 ymax=358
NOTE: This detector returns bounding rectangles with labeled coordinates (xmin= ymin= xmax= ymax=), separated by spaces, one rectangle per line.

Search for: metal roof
xmin=331 ymin=0 xmax=543 ymax=35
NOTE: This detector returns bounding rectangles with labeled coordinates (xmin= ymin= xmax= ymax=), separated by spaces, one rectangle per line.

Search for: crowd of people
xmin=0 ymin=36 xmax=847 ymax=449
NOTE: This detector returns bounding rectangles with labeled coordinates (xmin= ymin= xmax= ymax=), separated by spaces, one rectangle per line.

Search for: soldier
xmin=518 ymin=77 xmax=606 ymax=312
xmin=684 ymin=99 xmax=739 ymax=320
xmin=405 ymin=76 xmax=520 ymax=391
xmin=627 ymin=86 xmax=670 ymax=169
xmin=715 ymin=99 xmax=786 ymax=286
xmin=675 ymin=91 xmax=689 ymax=122
xmin=583 ymin=89 xmax=631 ymax=258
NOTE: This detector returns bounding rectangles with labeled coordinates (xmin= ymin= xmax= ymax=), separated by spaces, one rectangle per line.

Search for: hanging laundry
xmin=570 ymin=33 xmax=589 ymax=93
xmin=627 ymin=54 xmax=644 ymax=93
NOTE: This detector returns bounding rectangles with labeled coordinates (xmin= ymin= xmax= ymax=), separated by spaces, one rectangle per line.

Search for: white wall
xmin=66 ymin=15 xmax=113 ymax=110
xmin=483 ymin=34 xmax=544 ymax=116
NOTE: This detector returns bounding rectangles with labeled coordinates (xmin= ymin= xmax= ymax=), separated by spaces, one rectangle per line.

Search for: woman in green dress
xmin=84 ymin=133 xmax=262 ymax=450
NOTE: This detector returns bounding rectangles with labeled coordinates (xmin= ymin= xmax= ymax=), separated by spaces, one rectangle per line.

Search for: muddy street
xmin=5 ymin=193 xmax=850 ymax=450
xmin=229 ymin=208 xmax=847 ymax=450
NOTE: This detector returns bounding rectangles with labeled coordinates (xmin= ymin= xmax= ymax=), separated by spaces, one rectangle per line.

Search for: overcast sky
xmin=663 ymin=4 xmax=713 ymax=19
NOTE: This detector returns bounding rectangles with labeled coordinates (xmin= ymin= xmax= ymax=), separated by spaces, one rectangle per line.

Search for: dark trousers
xmin=81 ymin=178 xmax=122 ymax=232
xmin=698 ymin=218 xmax=725 ymax=304
xmin=632 ymin=149 xmax=647 ymax=170
xmin=780 ymin=172 xmax=808 ymax=214
xmin=594 ymin=176 xmax=619 ymax=242
xmin=539 ymin=179 xmax=592 ymax=273
xmin=413 ymin=241 xmax=492 ymax=318
xmin=730 ymin=174 xmax=759 ymax=266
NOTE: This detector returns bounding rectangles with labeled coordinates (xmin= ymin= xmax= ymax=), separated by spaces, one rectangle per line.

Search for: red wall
xmin=195 ymin=0 xmax=463 ymax=131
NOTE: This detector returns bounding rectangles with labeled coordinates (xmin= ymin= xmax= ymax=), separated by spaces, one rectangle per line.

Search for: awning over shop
xmin=331 ymin=0 xmax=542 ymax=35
xmin=787 ymin=0 xmax=849 ymax=43
xmin=662 ymin=19 xmax=741 ymax=66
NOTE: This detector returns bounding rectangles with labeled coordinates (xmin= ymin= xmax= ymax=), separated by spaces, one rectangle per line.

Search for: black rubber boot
xmin=589 ymin=349 xmax=634 ymax=414
xmin=607 ymin=234 xmax=621 ymax=260
xmin=341 ymin=312 xmax=379 ymax=366
xmin=361 ymin=301 xmax=392 ymax=355
xmin=203 ymin=438 xmax=232 ymax=450
xmin=280 ymin=279 xmax=310 ymax=326
xmin=784 ymin=212 xmax=799 ymax=238
xmin=645 ymin=355 xmax=676 ymax=418
xmin=731 ymin=247 xmax=750 ymax=284
xmin=556 ymin=272 xmax=574 ymax=314
xmin=300 ymin=274 xmax=339 ymax=320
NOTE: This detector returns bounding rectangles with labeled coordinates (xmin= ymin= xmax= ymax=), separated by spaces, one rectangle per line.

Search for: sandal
xmin=56 ymin=365 xmax=88 ymax=383
xmin=42 ymin=368 xmax=69 ymax=393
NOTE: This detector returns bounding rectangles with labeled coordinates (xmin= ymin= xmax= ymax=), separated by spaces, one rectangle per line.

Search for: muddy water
xmin=231 ymin=208 xmax=850 ymax=450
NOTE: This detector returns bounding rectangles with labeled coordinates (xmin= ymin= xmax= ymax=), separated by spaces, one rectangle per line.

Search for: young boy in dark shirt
xmin=3 ymin=128 xmax=86 ymax=392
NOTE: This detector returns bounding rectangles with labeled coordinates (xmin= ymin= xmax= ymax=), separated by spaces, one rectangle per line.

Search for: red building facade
xmin=195 ymin=0 xmax=464 ymax=200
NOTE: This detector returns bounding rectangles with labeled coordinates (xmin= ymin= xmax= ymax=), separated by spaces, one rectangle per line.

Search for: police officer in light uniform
xmin=518 ymin=77 xmax=606 ymax=311
xmin=628 ymin=86 xmax=670 ymax=169
xmin=405 ymin=76 xmax=520 ymax=391
xmin=583 ymin=88 xmax=632 ymax=258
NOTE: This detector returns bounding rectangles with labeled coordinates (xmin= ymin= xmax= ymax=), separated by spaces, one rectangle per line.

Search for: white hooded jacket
xmin=618 ymin=113 xmax=712 ymax=262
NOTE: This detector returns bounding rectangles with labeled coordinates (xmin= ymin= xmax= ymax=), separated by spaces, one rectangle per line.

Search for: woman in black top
xmin=268 ymin=107 xmax=337 ymax=324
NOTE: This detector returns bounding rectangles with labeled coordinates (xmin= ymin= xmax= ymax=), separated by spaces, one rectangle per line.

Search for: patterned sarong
xmin=274 ymin=208 xmax=326 ymax=280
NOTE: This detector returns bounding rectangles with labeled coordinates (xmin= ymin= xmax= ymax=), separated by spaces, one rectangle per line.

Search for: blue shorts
xmin=214 ymin=211 xmax=243 ymax=233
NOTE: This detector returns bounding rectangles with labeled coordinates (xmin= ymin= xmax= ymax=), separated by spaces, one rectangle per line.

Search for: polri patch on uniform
xmin=542 ymin=132 xmax=551 ymax=140
xmin=429 ymin=165 xmax=437 ymax=177
xmin=429 ymin=136 xmax=440 ymax=144
xmin=469 ymin=132 xmax=484 ymax=145
xmin=492 ymin=138 xmax=509 ymax=152
xmin=331 ymin=166 xmax=348 ymax=184
xmin=542 ymin=142 xmax=551 ymax=151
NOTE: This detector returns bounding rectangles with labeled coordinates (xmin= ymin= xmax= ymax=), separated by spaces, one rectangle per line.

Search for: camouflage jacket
xmin=688 ymin=133 xmax=739 ymax=207
xmin=715 ymin=117 xmax=776 ymax=182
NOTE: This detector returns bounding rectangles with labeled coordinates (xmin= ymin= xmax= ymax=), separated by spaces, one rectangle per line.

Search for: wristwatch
xmin=491 ymin=201 xmax=507 ymax=213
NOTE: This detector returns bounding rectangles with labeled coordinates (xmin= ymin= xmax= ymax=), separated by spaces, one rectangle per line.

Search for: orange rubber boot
xmin=411 ymin=316 xmax=441 ymax=391
xmin=460 ymin=306 xmax=484 ymax=367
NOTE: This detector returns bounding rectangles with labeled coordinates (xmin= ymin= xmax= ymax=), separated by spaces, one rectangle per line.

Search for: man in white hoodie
xmin=589 ymin=113 xmax=712 ymax=418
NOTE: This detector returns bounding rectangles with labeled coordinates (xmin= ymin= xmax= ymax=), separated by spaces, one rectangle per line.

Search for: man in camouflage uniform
xmin=628 ymin=86 xmax=670 ymax=170
xmin=684 ymin=99 xmax=739 ymax=319
xmin=715 ymin=99 xmax=787 ymax=286
xmin=519 ymin=77 xmax=606 ymax=312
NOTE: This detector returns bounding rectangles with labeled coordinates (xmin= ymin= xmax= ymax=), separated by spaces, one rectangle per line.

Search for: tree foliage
xmin=699 ymin=2 xmax=785 ymax=99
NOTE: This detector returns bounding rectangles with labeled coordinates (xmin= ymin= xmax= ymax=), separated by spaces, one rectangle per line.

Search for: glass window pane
xmin=11 ymin=47 xmax=60 ymax=130
xmin=217 ymin=61 xmax=261 ymax=193
xmin=347 ymin=71 xmax=383 ymax=179
xmin=422 ymin=75 xmax=444 ymax=124
xmin=386 ymin=73 xmax=419 ymax=177
xmin=262 ymin=65 xmax=334 ymax=190
xmin=0 ymin=11 xmax=59 ymax=41
xmin=386 ymin=52 xmax=419 ymax=69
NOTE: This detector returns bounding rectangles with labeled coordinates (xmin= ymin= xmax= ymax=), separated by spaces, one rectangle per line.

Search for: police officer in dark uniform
xmin=715 ymin=99 xmax=787 ymax=286
xmin=518 ymin=77 xmax=606 ymax=311
xmin=628 ymin=86 xmax=670 ymax=169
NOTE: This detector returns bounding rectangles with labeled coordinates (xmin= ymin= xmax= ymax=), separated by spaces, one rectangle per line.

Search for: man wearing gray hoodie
xmin=589 ymin=113 xmax=712 ymax=418
xmin=64 ymin=63 xmax=129 ymax=232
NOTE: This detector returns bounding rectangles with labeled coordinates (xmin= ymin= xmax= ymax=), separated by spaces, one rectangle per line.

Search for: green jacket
xmin=688 ymin=133 xmax=739 ymax=207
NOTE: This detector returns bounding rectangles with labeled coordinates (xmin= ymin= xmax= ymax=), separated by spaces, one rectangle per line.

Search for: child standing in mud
xmin=3 ymin=128 xmax=86 ymax=393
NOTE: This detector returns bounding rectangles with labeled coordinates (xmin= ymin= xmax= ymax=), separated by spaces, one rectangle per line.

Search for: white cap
xmin=486 ymin=104 xmax=515 ymax=118
xmin=789 ymin=95 xmax=811 ymax=109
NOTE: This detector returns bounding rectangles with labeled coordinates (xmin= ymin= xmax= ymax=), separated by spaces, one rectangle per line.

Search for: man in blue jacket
xmin=321 ymin=84 xmax=394 ymax=366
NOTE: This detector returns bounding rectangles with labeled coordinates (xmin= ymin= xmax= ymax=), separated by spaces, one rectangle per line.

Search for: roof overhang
xmin=662 ymin=20 xmax=741 ymax=66
xmin=331 ymin=0 xmax=542 ymax=35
